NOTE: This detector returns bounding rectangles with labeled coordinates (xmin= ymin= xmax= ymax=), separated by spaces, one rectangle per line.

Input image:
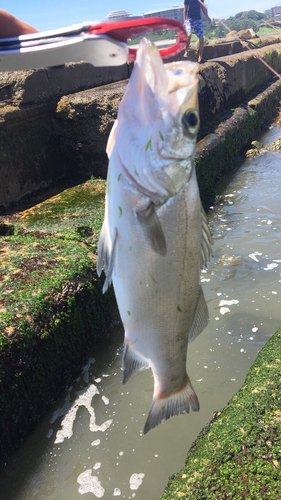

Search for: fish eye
xmin=182 ymin=109 xmax=199 ymax=136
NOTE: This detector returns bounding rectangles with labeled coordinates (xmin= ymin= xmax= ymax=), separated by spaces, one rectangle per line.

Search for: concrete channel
xmin=0 ymin=35 xmax=281 ymax=496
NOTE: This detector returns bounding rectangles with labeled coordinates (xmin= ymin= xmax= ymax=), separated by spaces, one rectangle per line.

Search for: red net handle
xmin=89 ymin=17 xmax=187 ymax=61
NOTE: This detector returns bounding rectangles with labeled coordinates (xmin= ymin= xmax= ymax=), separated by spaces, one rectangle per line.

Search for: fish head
xmin=109 ymin=38 xmax=199 ymax=203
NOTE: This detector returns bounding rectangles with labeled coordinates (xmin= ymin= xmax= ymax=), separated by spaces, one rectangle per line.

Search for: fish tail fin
xmin=143 ymin=378 xmax=199 ymax=434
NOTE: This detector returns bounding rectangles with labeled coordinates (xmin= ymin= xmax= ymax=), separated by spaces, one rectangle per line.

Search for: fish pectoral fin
xmin=122 ymin=341 xmax=150 ymax=384
xmin=201 ymin=203 xmax=213 ymax=268
xmin=188 ymin=286 xmax=209 ymax=343
xmin=136 ymin=202 xmax=167 ymax=256
xmin=97 ymin=225 xmax=118 ymax=293
xmin=106 ymin=120 xmax=118 ymax=158
xmin=143 ymin=377 xmax=199 ymax=434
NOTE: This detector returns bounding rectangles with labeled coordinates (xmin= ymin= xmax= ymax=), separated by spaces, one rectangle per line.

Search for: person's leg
xmin=184 ymin=34 xmax=191 ymax=56
xmin=193 ymin=20 xmax=205 ymax=63
xmin=183 ymin=19 xmax=192 ymax=57
xmin=198 ymin=37 xmax=204 ymax=62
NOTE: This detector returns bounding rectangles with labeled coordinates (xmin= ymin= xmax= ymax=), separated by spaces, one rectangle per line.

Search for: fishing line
xmin=195 ymin=0 xmax=281 ymax=80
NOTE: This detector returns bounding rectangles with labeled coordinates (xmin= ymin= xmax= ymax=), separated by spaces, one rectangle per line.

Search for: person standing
xmin=183 ymin=0 xmax=211 ymax=63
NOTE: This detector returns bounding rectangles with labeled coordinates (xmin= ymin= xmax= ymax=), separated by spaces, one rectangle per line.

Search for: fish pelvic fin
xmin=122 ymin=341 xmax=150 ymax=384
xmin=136 ymin=202 xmax=167 ymax=256
xmin=143 ymin=377 xmax=199 ymax=434
xmin=188 ymin=286 xmax=209 ymax=343
xmin=97 ymin=225 xmax=118 ymax=293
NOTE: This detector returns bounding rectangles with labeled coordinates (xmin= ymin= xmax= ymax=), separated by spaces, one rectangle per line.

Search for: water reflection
xmin=0 ymin=123 xmax=280 ymax=499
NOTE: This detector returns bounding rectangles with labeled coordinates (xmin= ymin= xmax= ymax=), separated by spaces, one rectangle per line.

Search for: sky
xmin=1 ymin=0 xmax=272 ymax=33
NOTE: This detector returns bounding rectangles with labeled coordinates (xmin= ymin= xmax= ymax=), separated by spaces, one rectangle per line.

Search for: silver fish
xmin=97 ymin=38 xmax=212 ymax=433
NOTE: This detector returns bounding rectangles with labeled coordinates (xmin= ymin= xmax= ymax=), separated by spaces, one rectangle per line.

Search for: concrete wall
xmin=0 ymin=39 xmax=281 ymax=209
xmin=0 ymin=63 xmax=131 ymax=209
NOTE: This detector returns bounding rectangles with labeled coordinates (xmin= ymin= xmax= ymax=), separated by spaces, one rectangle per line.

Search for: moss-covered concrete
xmin=0 ymin=63 xmax=281 ymax=472
xmin=196 ymin=79 xmax=281 ymax=206
xmin=161 ymin=328 xmax=281 ymax=499
xmin=0 ymin=179 xmax=117 ymax=466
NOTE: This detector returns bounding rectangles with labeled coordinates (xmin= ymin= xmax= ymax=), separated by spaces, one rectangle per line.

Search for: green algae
xmin=0 ymin=178 xmax=117 ymax=465
xmin=161 ymin=329 xmax=281 ymax=499
xmin=9 ymin=178 xmax=106 ymax=237
xmin=0 ymin=179 xmax=108 ymax=338
xmin=0 ymin=235 xmax=95 ymax=334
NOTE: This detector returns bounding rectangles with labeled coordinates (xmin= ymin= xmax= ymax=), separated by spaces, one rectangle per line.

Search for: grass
xmin=257 ymin=27 xmax=280 ymax=36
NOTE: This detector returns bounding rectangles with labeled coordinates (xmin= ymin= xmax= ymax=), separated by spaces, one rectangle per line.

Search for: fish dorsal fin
xmin=97 ymin=224 xmax=118 ymax=293
xmin=122 ymin=341 xmax=150 ymax=384
xmin=188 ymin=286 xmax=209 ymax=343
xmin=136 ymin=202 xmax=167 ymax=256
xmin=201 ymin=204 xmax=212 ymax=269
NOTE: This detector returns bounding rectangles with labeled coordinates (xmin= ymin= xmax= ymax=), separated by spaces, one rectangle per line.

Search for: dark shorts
xmin=184 ymin=18 xmax=204 ymax=38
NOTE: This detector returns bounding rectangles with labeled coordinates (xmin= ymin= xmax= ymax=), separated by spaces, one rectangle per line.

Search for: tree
xmin=240 ymin=10 xmax=264 ymax=21
xmin=216 ymin=23 xmax=227 ymax=38
xmin=207 ymin=10 xmax=265 ymax=39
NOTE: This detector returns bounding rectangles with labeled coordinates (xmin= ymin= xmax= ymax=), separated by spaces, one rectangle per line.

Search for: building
xmin=106 ymin=10 xmax=142 ymax=22
xmin=143 ymin=6 xmax=184 ymax=24
xmin=271 ymin=5 xmax=281 ymax=16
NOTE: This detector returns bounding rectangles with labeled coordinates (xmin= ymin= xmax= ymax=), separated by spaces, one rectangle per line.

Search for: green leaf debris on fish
xmin=145 ymin=138 xmax=152 ymax=151
xmin=97 ymin=38 xmax=212 ymax=434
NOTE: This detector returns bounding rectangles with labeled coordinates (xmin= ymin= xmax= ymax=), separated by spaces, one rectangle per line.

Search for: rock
xmin=238 ymin=28 xmax=258 ymax=40
xmin=225 ymin=29 xmax=258 ymax=42
xmin=225 ymin=31 xmax=239 ymax=41
xmin=218 ymin=254 xmax=242 ymax=266
xmin=246 ymin=136 xmax=281 ymax=158
xmin=192 ymin=37 xmax=209 ymax=50
xmin=251 ymin=140 xmax=263 ymax=149
xmin=246 ymin=148 xmax=263 ymax=158
xmin=268 ymin=136 xmax=281 ymax=151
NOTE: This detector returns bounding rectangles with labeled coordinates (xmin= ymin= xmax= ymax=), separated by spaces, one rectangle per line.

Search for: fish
xmin=97 ymin=38 xmax=212 ymax=434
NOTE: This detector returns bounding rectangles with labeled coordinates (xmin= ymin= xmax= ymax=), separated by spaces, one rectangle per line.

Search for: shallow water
xmin=0 ymin=123 xmax=281 ymax=500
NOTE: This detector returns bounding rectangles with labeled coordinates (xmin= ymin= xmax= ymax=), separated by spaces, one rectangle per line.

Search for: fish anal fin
xmin=97 ymin=223 xmax=108 ymax=277
xmin=143 ymin=377 xmax=199 ymax=434
xmin=97 ymin=226 xmax=118 ymax=293
xmin=136 ymin=202 xmax=166 ymax=256
xmin=189 ymin=286 xmax=209 ymax=343
xmin=122 ymin=341 xmax=150 ymax=384
xmin=201 ymin=203 xmax=213 ymax=268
